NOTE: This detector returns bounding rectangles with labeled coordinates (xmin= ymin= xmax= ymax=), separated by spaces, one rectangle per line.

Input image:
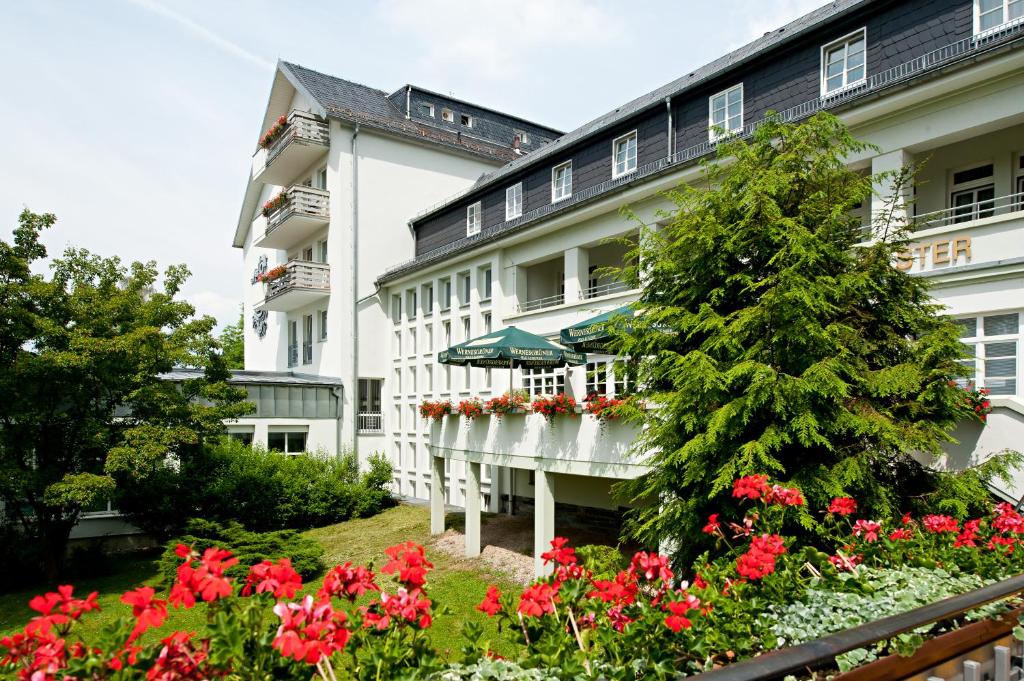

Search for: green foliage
xmin=431 ymin=658 xmax=563 ymax=680
xmin=157 ymin=518 xmax=324 ymax=584
xmin=0 ymin=209 xmax=251 ymax=579
xmin=575 ymin=544 xmax=628 ymax=580
xmin=217 ymin=309 xmax=245 ymax=369
xmin=608 ymin=114 xmax=1000 ymax=559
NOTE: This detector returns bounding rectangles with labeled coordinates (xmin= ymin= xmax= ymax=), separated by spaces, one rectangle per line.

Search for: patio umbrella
xmin=438 ymin=326 xmax=586 ymax=389
xmin=558 ymin=305 xmax=637 ymax=352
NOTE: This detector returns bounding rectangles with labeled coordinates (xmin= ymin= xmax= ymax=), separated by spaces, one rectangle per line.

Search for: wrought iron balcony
xmin=255 ymin=186 xmax=330 ymax=250
xmin=358 ymin=412 xmax=384 ymax=434
xmin=583 ymin=280 xmax=631 ymax=300
xmin=259 ymin=260 xmax=330 ymax=313
xmin=252 ymin=110 xmax=329 ymax=186
xmin=517 ymin=292 xmax=565 ymax=313
xmin=914 ymin=191 xmax=1024 ymax=230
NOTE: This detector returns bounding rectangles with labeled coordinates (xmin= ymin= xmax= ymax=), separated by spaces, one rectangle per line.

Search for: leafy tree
xmin=218 ymin=308 xmax=245 ymax=369
xmin=0 ymin=209 xmax=251 ymax=579
xmin=610 ymin=114 xmax=1018 ymax=560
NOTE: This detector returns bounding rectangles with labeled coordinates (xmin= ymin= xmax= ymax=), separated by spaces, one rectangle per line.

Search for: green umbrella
xmin=559 ymin=305 xmax=637 ymax=352
xmin=438 ymin=326 xmax=586 ymax=389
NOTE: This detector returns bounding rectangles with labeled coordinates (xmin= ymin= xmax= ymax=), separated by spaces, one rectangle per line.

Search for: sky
xmin=0 ymin=0 xmax=826 ymax=331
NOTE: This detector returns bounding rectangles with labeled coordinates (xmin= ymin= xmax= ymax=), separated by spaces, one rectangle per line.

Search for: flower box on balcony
xmin=261 ymin=192 xmax=290 ymax=218
xmin=256 ymin=265 xmax=287 ymax=283
xmin=258 ymin=115 xmax=288 ymax=149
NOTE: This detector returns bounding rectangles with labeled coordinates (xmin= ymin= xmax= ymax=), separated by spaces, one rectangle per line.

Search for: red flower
xmin=148 ymin=631 xmax=214 ymax=681
xmin=169 ymin=545 xmax=237 ymax=608
xmin=381 ymin=542 xmax=433 ymax=589
xmin=828 ymin=497 xmax=857 ymax=516
xmin=588 ymin=571 xmax=638 ymax=606
xmin=828 ymin=552 xmax=862 ymax=571
xmin=477 ymin=586 xmax=502 ymax=616
xmin=628 ymin=551 xmax=673 ymax=583
xmin=662 ymin=593 xmax=701 ymax=632
xmin=732 ymin=474 xmax=770 ymax=500
xmin=318 ymin=562 xmax=379 ymax=602
xmin=993 ymin=503 xmax=1024 ymax=534
xmin=120 ymin=587 xmax=168 ymax=640
xmin=852 ymin=519 xmax=882 ymax=543
xmin=988 ymin=535 xmax=1016 ymax=555
xmin=955 ymin=519 xmax=982 ymax=548
xmin=518 ymin=583 xmax=559 ymax=618
xmin=768 ymin=485 xmax=804 ymax=506
xmin=540 ymin=537 xmax=577 ymax=566
xmin=888 ymin=528 xmax=913 ymax=541
xmin=242 ymin=558 xmax=303 ymax=599
xmin=735 ymin=534 xmax=786 ymax=580
xmin=701 ymin=514 xmax=721 ymax=535
xmin=922 ymin=514 xmax=960 ymax=534
xmin=272 ymin=595 xmax=350 ymax=664
xmin=367 ymin=587 xmax=433 ymax=629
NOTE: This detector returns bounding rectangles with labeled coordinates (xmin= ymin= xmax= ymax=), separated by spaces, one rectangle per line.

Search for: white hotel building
xmin=232 ymin=0 xmax=1024 ymax=572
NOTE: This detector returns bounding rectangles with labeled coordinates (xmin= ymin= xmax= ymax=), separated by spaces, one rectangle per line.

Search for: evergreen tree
xmin=610 ymin=114 xmax=1017 ymax=558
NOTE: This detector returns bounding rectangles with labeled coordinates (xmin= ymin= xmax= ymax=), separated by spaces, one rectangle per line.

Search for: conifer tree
xmin=610 ymin=113 xmax=1017 ymax=557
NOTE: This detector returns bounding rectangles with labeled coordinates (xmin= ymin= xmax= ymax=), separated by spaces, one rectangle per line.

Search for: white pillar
xmin=513 ymin=265 xmax=528 ymax=313
xmin=430 ymin=455 xmax=445 ymax=535
xmin=870 ymin=149 xmax=913 ymax=238
xmin=488 ymin=465 xmax=502 ymax=513
xmin=465 ymin=461 xmax=482 ymax=557
xmin=563 ymin=247 xmax=589 ymax=303
xmin=533 ymin=469 xmax=555 ymax=577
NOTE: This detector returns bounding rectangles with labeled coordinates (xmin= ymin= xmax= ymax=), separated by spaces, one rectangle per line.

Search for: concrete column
xmin=563 ymin=247 xmax=589 ymax=303
xmin=533 ymin=469 xmax=555 ymax=577
xmin=465 ymin=461 xmax=482 ymax=557
xmin=513 ymin=265 xmax=528 ymax=312
xmin=430 ymin=455 xmax=445 ymax=535
xmin=487 ymin=465 xmax=502 ymax=513
xmin=870 ymin=149 xmax=913 ymax=237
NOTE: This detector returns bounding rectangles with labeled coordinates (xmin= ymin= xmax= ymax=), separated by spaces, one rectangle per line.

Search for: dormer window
xmin=514 ymin=131 xmax=530 ymax=145
xmin=442 ymin=108 xmax=454 ymax=122
xmin=975 ymin=0 xmax=1024 ymax=33
xmin=612 ymin=131 xmax=638 ymax=178
xmin=466 ymin=201 xmax=482 ymax=236
xmin=552 ymin=161 xmax=572 ymax=203
xmin=460 ymin=114 xmax=473 ymax=127
xmin=821 ymin=29 xmax=866 ymax=96
xmin=420 ymin=103 xmax=434 ymax=117
xmin=709 ymin=84 xmax=743 ymax=140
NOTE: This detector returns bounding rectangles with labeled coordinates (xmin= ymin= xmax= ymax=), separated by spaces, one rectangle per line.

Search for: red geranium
xmin=477 ymin=586 xmax=502 ymax=616
xmin=518 ymin=583 xmax=559 ymax=618
xmin=318 ymin=562 xmax=379 ymax=602
xmin=922 ymin=514 xmax=960 ymax=534
xmin=852 ymin=519 xmax=882 ymax=543
xmin=120 ymin=587 xmax=168 ymax=641
xmin=828 ymin=497 xmax=857 ymax=516
xmin=732 ymin=475 xmax=770 ymax=500
xmin=242 ymin=558 xmax=303 ymax=599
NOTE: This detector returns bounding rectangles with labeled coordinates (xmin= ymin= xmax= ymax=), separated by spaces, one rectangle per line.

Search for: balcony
xmin=255 ymin=186 xmax=330 ymax=250
xmin=517 ymin=293 xmax=565 ymax=313
xmin=914 ymin=191 xmax=1024 ymax=230
xmin=258 ymin=260 xmax=330 ymax=313
xmin=583 ymin=281 xmax=631 ymax=299
xmin=358 ymin=412 xmax=384 ymax=434
xmin=252 ymin=110 xmax=329 ymax=186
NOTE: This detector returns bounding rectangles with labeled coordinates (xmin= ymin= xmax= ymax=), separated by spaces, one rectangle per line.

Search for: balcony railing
xmin=260 ymin=261 xmax=331 ymax=313
xmin=914 ymin=191 xmax=1024 ymax=230
xmin=517 ymin=292 xmax=565 ymax=313
xmin=583 ymin=280 xmax=631 ymax=299
xmin=266 ymin=111 xmax=329 ymax=164
xmin=287 ymin=344 xmax=298 ymax=368
xmin=358 ymin=412 xmax=384 ymax=434
xmin=263 ymin=186 xmax=330 ymax=244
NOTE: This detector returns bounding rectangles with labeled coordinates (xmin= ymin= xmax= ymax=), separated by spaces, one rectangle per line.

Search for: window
xmin=950 ymin=164 xmax=995 ymax=223
xmin=425 ymin=365 xmax=433 ymax=391
xmin=406 ymin=289 xmax=417 ymax=320
xmin=975 ymin=0 xmax=1024 ymax=33
xmin=267 ymin=429 xmax=307 ymax=455
xmin=612 ymin=360 xmax=634 ymax=396
xmin=957 ymin=312 xmax=1020 ymax=395
xmin=821 ymin=29 xmax=866 ymax=95
xmin=585 ymin=361 xmax=608 ymax=396
xmin=466 ymin=202 xmax=482 ymax=236
xmin=552 ymin=161 xmax=573 ymax=202
xmin=318 ymin=309 xmax=328 ymax=341
xmin=480 ymin=267 xmax=493 ymax=301
xmin=709 ymin=85 xmax=743 ymax=140
xmin=391 ymin=295 xmax=402 ymax=323
xmin=459 ymin=272 xmax=471 ymax=306
xmin=462 ymin=317 xmax=471 ymax=341
xmin=442 ymin=365 xmax=451 ymax=392
xmin=423 ymin=283 xmax=434 ymax=316
xmin=314 ymin=167 xmax=328 ymax=190
xmin=424 ymin=324 xmax=433 ymax=352
xmin=358 ymin=378 xmax=382 ymax=414
xmin=483 ymin=313 xmax=492 ymax=334
xmin=394 ymin=330 xmax=402 ymax=358
xmin=420 ymin=103 xmax=434 ymax=117
xmin=301 ymin=246 xmax=314 ymax=261
xmin=514 ymin=131 xmax=530 ymax=145
xmin=1016 ymin=154 xmax=1024 ymax=207
xmin=287 ymin=320 xmax=298 ymax=367
xmin=317 ymin=239 xmax=328 ymax=264
xmin=409 ymin=367 xmax=417 ymax=394
xmin=460 ymin=114 xmax=473 ymax=127
xmin=440 ymin=278 xmax=452 ymax=311
xmin=612 ymin=131 xmax=638 ymax=177
xmin=442 ymin=320 xmax=451 ymax=348
xmin=302 ymin=315 xmax=313 ymax=364
xmin=394 ymin=368 xmax=402 ymax=395
xmin=227 ymin=427 xmax=254 ymax=447
xmin=442 ymin=108 xmax=454 ymax=122
xmin=523 ymin=368 xmax=565 ymax=397
xmin=409 ymin=328 xmax=417 ymax=356
xmin=506 ymin=183 xmax=523 ymax=220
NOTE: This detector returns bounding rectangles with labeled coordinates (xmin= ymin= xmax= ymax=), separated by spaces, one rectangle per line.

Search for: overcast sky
xmin=0 ymin=0 xmax=826 ymax=331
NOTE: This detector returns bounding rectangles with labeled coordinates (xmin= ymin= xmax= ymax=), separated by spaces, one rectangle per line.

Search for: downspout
xmin=405 ymin=85 xmax=411 ymax=119
xmin=331 ymin=386 xmax=344 ymax=458
xmin=665 ymin=96 xmax=673 ymax=159
xmin=351 ymin=123 xmax=360 ymax=462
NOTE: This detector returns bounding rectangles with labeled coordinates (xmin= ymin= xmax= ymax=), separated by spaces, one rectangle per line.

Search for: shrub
xmin=157 ymin=518 xmax=324 ymax=585
xmin=575 ymin=544 xmax=628 ymax=579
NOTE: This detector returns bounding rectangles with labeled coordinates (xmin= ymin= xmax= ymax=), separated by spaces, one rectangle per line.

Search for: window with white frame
xmin=409 ymin=367 xmax=417 ymax=395
xmin=523 ymin=367 xmax=566 ymax=396
xmin=1015 ymin=154 xmax=1024 ymax=206
xmin=462 ymin=317 xmax=471 ymax=341
xmin=408 ymin=328 xmax=417 ymax=356
xmin=480 ymin=267 xmax=492 ymax=301
xmin=317 ymin=238 xmax=328 ymax=263
xmin=957 ymin=312 xmax=1020 ymax=395
xmin=425 ymin=365 xmax=433 ymax=391
xmin=514 ymin=131 xmax=530 ymax=145
xmin=420 ymin=103 xmax=434 ymax=117
xmin=394 ymin=330 xmax=401 ymax=358
xmin=267 ymin=428 xmax=308 ymax=455
xmin=422 ymin=283 xmax=433 ymax=316
xmin=950 ymin=164 xmax=996 ymax=223
xmin=318 ymin=309 xmax=328 ymax=341
xmin=442 ymin=320 xmax=451 ymax=348
xmin=976 ymin=0 xmax=1024 ymax=33
xmin=442 ymin=108 xmax=454 ymax=122
xmin=406 ymin=289 xmax=417 ymax=320
xmin=709 ymin=84 xmax=743 ymax=140
xmin=466 ymin=202 xmax=482 ymax=236
xmin=483 ymin=312 xmax=492 ymax=335
xmin=506 ymin=183 xmax=523 ymax=220
xmin=821 ymin=29 xmax=866 ymax=95
xmin=394 ymin=368 xmax=402 ymax=395
xmin=612 ymin=131 xmax=638 ymax=178
xmin=440 ymin=278 xmax=452 ymax=311
xmin=391 ymin=295 xmax=401 ymax=323
xmin=552 ymin=161 xmax=573 ymax=202
xmin=424 ymin=324 xmax=433 ymax=353
xmin=314 ymin=168 xmax=328 ymax=191
xmin=459 ymin=272 xmax=472 ymax=306
xmin=585 ymin=361 xmax=608 ymax=396
xmin=460 ymin=114 xmax=473 ymax=127
xmin=302 ymin=315 xmax=313 ymax=364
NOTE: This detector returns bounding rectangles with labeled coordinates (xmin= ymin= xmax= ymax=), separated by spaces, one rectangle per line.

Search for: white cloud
xmin=377 ymin=0 xmax=619 ymax=80
xmin=187 ymin=289 xmax=242 ymax=332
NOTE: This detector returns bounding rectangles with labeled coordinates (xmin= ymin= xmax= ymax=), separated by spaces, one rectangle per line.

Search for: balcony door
xmin=287 ymin=320 xmax=298 ymax=367
xmin=302 ymin=314 xmax=313 ymax=365
xmin=950 ymin=164 xmax=995 ymax=224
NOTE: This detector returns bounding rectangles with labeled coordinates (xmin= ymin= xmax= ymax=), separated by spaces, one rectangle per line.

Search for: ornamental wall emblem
xmin=251 ymin=309 xmax=268 ymax=338
xmin=250 ymin=255 xmax=268 ymax=284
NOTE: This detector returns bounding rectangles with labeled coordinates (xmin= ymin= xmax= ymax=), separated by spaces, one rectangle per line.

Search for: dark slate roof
xmin=161 ymin=368 xmax=344 ymax=387
xmin=280 ymin=61 xmax=520 ymax=163
xmin=410 ymin=0 xmax=870 ymax=224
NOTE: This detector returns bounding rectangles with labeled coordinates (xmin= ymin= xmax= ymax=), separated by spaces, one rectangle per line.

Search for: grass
xmin=0 ymin=504 xmax=521 ymax=657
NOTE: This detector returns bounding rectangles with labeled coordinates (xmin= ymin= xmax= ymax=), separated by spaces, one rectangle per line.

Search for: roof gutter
xmin=665 ymin=96 xmax=673 ymax=159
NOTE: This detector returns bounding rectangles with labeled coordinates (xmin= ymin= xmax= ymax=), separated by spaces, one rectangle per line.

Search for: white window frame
xmin=466 ymin=201 xmax=482 ymax=236
xmin=957 ymin=312 xmax=1020 ymax=396
xmin=480 ymin=266 xmax=492 ymax=301
xmin=460 ymin=114 xmax=473 ymax=128
xmin=949 ymin=162 xmax=996 ymax=224
xmin=318 ymin=309 xmax=328 ymax=341
xmin=442 ymin=108 xmax=454 ymax=122
xmin=612 ymin=130 xmax=638 ymax=178
xmin=523 ymin=367 xmax=566 ymax=397
xmin=974 ymin=0 xmax=1024 ymax=35
xmin=267 ymin=428 xmax=308 ymax=456
xmin=505 ymin=182 xmax=523 ymax=220
xmin=820 ymin=28 xmax=867 ymax=97
xmin=552 ymin=161 xmax=573 ymax=203
xmin=420 ymin=103 xmax=435 ymax=117
xmin=708 ymin=84 xmax=744 ymax=141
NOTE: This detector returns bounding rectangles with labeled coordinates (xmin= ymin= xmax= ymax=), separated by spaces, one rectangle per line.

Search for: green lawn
xmin=0 ymin=504 xmax=520 ymax=657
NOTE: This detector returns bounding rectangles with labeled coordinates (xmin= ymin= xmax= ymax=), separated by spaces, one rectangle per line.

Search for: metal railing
xmin=265 ymin=261 xmax=331 ymax=302
xmin=517 ymin=292 xmax=565 ymax=313
xmin=357 ymin=412 xmax=384 ymax=433
xmin=694 ymin=572 xmax=1024 ymax=681
xmin=583 ymin=280 xmax=631 ymax=299
xmin=265 ymin=110 xmax=329 ymax=164
xmin=286 ymin=344 xmax=298 ymax=368
xmin=914 ymin=191 xmax=1024 ymax=230
xmin=265 ymin=186 xmax=330 ymax=236
xmin=380 ymin=18 xmax=1024 ymax=284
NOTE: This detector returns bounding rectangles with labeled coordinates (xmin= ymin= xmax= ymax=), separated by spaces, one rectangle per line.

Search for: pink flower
xmin=922 ymin=514 xmax=959 ymax=534
xmin=732 ymin=475 xmax=770 ymax=500
xmin=852 ymin=519 xmax=882 ymax=543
